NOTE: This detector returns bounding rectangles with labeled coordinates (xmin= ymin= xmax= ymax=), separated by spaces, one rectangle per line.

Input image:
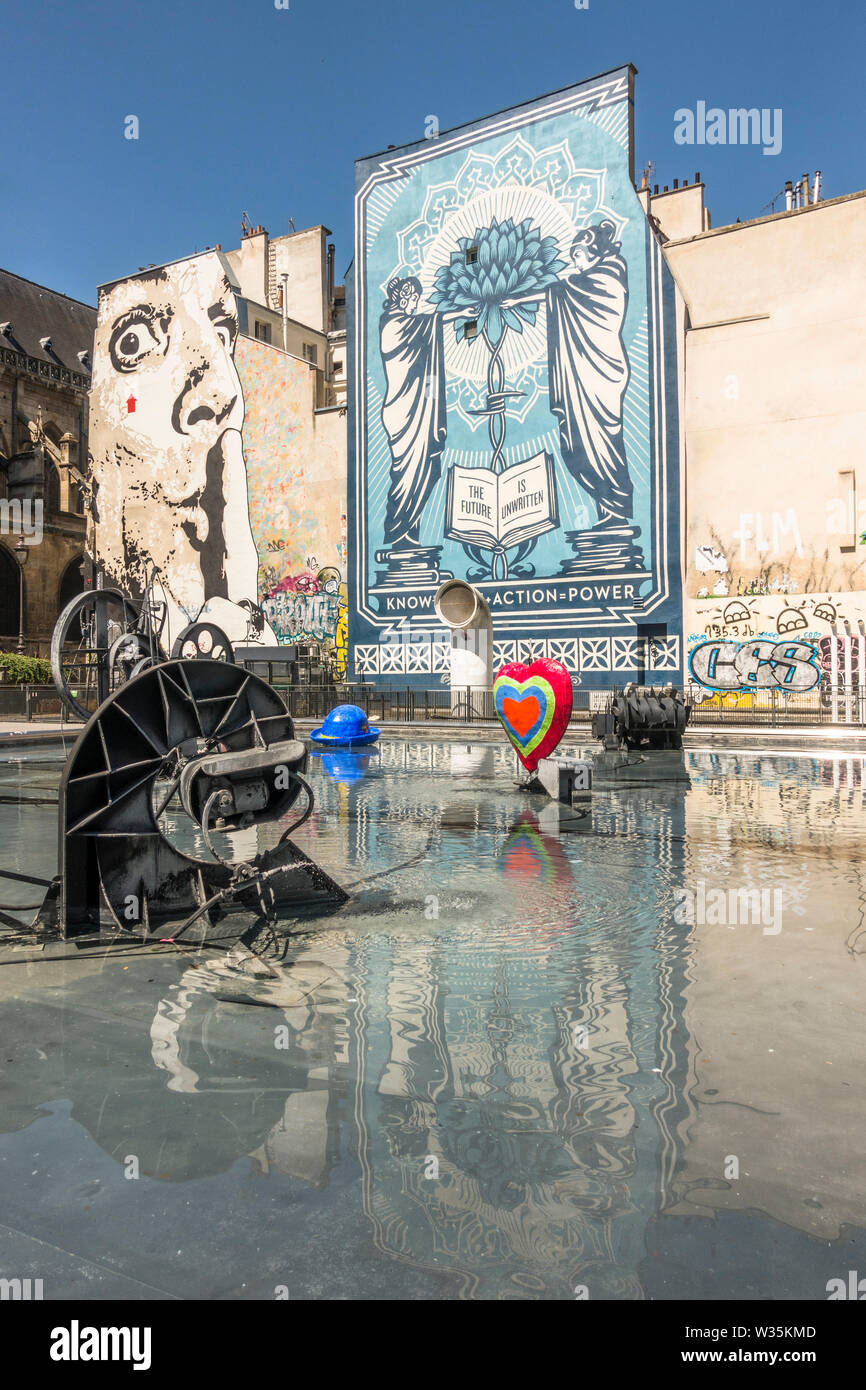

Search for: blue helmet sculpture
xmin=310 ymin=704 xmax=381 ymax=747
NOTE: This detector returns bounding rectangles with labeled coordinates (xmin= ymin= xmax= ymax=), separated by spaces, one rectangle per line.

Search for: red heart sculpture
xmin=493 ymin=658 xmax=573 ymax=772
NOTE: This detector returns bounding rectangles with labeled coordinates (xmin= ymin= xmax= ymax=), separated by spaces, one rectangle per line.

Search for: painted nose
xmin=172 ymin=359 xmax=239 ymax=436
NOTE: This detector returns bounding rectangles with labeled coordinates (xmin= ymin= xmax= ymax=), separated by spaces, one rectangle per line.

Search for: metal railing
xmin=0 ymin=684 xmax=66 ymax=721
xmin=2 ymin=679 xmax=866 ymax=730
xmin=276 ymin=682 xmax=866 ymax=729
xmin=686 ymin=683 xmax=866 ymax=728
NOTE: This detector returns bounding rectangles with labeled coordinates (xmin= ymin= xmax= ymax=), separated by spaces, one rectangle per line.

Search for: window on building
xmin=254 ymin=321 xmax=272 ymax=344
xmin=465 ymin=245 xmax=478 ymax=265
xmin=333 ymin=360 xmax=343 ymax=375
xmin=303 ymin=343 xmax=318 ymax=365
xmin=463 ymin=319 xmax=478 ymax=342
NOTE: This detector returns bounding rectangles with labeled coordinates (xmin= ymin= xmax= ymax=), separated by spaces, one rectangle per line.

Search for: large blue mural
xmin=349 ymin=66 xmax=682 ymax=687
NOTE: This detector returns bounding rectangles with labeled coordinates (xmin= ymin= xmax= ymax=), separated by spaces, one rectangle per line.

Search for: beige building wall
xmin=267 ymin=226 xmax=331 ymax=335
xmin=645 ymin=187 xmax=866 ymax=676
xmin=225 ymin=224 xmax=342 ymax=404
xmin=236 ymin=334 xmax=347 ymax=670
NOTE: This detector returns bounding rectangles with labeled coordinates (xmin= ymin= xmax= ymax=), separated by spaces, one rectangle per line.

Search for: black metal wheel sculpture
xmin=51 ymin=589 xmax=143 ymax=722
xmin=56 ymin=659 xmax=346 ymax=938
xmin=590 ymin=684 xmax=690 ymax=750
xmin=171 ymin=622 xmax=234 ymax=663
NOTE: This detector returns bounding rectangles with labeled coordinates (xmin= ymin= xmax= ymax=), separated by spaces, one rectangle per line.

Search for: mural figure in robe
xmin=545 ymin=221 xmax=634 ymax=529
xmin=88 ymin=251 xmax=276 ymax=648
xmin=379 ymin=276 xmax=447 ymax=549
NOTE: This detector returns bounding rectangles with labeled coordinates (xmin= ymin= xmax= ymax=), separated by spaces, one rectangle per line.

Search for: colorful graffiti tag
xmin=262 ymin=565 xmax=348 ymax=675
xmin=688 ymin=638 xmax=820 ymax=692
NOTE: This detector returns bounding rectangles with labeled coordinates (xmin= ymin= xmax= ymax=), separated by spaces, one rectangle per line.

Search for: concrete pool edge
xmin=5 ymin=718 xmax=866 ymax=755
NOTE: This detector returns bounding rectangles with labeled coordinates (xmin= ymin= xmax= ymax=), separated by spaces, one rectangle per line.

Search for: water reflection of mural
xmin=5 ymin=744 xmax=865 ymax=1297
xmin=350 ymin=66 xmax=683 ymax=688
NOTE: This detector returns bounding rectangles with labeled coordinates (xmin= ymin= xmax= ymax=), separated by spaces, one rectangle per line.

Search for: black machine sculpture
xmin=50 ymin=564 xmax=239 ymax=724
xmin=43 ymin=568 xmax=347 ymax=942
xmin=591 ymin=683 xmax=690 ymax=751
xmin=42 ymin=658 xmax=347 ymax=940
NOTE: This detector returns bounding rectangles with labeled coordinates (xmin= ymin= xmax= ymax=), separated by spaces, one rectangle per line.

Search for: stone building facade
xmin=0 ymin=270 xmax=94 ymax=648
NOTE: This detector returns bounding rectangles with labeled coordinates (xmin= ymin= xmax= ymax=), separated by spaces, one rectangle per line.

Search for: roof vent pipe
xmin=812 ymin=170 xmax=821 ymax=203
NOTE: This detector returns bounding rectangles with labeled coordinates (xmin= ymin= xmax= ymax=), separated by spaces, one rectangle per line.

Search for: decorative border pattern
xmin=352 ymin=635 xmax=680 ymax=678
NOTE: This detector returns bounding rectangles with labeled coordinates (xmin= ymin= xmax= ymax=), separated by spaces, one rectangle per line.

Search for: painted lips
xmin=493 ymin=658 xmax=573 ymax=771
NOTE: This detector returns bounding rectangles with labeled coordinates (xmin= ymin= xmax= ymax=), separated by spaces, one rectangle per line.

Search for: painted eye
xmin=213 ymin=318 xmax=236 ymax=351
xmin=109 ymin=315 xmax=161 ymax=372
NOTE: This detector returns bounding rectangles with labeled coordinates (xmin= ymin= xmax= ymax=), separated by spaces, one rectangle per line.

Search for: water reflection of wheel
xmin=171 ymin=623 xmax=234 ymax=663
xmin=50 ymin=589 xmax=141 ymax=722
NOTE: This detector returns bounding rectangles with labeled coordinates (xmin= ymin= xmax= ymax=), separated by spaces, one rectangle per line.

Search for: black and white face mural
xmin=88 ymin=252 xmax=276 ymax=647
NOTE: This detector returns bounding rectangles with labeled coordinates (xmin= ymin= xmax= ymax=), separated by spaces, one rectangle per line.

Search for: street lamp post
xmin=14 ymin=537 xmax=28 ymax=655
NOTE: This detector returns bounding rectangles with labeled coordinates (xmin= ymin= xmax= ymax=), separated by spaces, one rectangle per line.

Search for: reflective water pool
xmin=0 ymin=738 xmax=864 ymax=1299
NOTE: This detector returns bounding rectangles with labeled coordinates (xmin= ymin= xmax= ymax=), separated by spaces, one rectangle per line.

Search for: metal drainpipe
xmin=844 ymin=626 xmax=853 ymax=724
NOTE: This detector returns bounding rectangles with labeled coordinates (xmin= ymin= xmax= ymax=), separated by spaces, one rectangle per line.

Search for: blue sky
xmin=1 ymin=0 xmax=862 ymax=306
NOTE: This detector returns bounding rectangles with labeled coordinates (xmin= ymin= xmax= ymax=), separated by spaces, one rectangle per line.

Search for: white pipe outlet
xmin=434 ymin=579 xmax=494 ymax=697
